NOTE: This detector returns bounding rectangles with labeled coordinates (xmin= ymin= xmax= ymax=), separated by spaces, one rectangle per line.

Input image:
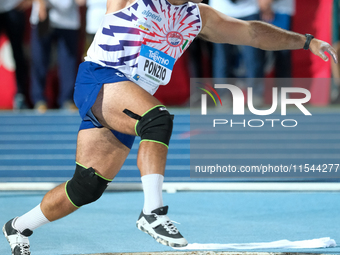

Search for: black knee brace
xmin=65 ymin=164 xmax=111 ymax=208
xmin=123 ymin=105 xmax=174 ymax=148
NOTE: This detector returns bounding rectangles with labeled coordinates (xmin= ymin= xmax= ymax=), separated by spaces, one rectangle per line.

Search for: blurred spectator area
xmin=0 ymin=9 xmax=31 ymax=109
xmin=0 ymin=0 xmax=335 ymax=109
xmin=0 ymin=5 xmax=86 ymax=110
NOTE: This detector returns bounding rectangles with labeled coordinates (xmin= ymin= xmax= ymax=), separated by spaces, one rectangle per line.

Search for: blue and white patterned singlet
xmin=85 ymin=0 xmax=202 ymax=94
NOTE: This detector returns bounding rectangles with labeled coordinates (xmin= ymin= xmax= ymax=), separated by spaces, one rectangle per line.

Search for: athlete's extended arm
xmin=198 ymin=4 xmax=338 ymax=63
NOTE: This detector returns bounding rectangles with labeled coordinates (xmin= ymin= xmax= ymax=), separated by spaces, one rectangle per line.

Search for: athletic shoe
xmin=2 ymin=218 xmax=33 ymax=255
xmin=136 ymin=206 xmax=188 ymax=247
xmin=13 ymin=94 xmax=28 ymax=110
xmin=34 ymin=101 xmax=47 ymax=114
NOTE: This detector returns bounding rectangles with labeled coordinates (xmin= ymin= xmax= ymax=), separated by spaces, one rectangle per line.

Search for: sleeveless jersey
xmin=85 ymin=0 xmax=202 ymax=94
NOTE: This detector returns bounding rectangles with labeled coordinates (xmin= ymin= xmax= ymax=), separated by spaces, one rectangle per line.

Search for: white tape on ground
xmin=174 ymin=237 xmax=336 ymax=250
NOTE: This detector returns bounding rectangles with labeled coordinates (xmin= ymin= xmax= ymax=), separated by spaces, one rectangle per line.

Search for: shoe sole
xmin=136 ymin=223 xmax=188 ymax=248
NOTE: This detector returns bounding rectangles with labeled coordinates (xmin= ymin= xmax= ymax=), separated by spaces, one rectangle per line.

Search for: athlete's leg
xmin=92 ymin=81 xmax=168 ymax=176
xmin=41 ymin=127 xmax=131 ymax=221
xmin=6 ymin=80 xmax=154 ymax=229
xmin=91 ymin=81 xmax=187 ymax=247
xmin=92 ymin=81 xmax=170 ymax=215
xmin=4 ymin=76 xmax=137 ymax=252
xmin=39 ymin=80 xmax=168 ymax=223
xmin=3 ymin=127 xmax=130 ymax=255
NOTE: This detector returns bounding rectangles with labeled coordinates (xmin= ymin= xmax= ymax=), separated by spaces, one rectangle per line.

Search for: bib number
xmin=137 ymin=44 xmax=175 ymax=85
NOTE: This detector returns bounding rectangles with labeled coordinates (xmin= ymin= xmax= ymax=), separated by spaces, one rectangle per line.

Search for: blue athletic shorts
xmin=74 ymin=61 xmax=135 ymax=149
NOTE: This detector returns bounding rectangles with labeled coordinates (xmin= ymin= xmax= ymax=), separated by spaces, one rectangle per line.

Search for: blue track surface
xmin=0 ymin=110 xmax=190 ymax=183
xmin=0 ymin=109 xmax=339 ymax=183
xmin=1 ymin=191 xmax=340 ymax=254
xmin=0 ymin=109 xmax=340 ymax=254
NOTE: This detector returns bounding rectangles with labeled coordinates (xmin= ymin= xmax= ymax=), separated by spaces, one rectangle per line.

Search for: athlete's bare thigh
xmin=76 ymin=81 xmax=163 ymax=179
xmin=75 ymin=127 xmax=131 ymax=180
xmin=91 ymin=80 xmax=162 ymax=136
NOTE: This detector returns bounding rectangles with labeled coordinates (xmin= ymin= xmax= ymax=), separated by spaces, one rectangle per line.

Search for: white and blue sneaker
xmin=136 ymin=206 xmax=188 ymax=247
xmin=3 ymin=218 xmax=32 ymax=255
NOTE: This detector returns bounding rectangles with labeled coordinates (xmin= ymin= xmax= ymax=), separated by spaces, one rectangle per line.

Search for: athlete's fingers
xmin=319 ymin=42 xmax=338 ymax=63
xmin=319 ymin=49 xmax=329 ymax=62
xmin=324 ymin=44 xmax=338 ymax=64
xmin=311 ymin=41 xmax=338 ymax=63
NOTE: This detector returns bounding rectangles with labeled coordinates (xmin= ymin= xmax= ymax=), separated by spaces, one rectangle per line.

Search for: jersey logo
xmin=139 ymin=25 xmax=149 ymax=31
xmin=115 ymin=72 xmax=125 ymax=77
xmin=166 ymin=32 xmax=183 ymax=47
xmin=133 ymin=74 xmax=141 ymax=81
xmin=142 ymin=10 xmax=162 ymax=22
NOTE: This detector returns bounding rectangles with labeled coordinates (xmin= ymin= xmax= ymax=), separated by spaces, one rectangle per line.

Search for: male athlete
xmin=3 ymin=0 xmax=337 ymax=254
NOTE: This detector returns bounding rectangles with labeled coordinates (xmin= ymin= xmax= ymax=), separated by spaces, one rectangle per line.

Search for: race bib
xmin=137 ymin=44 xmax=175 ymax=85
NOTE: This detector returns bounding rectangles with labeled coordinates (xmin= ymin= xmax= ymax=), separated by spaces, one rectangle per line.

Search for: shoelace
xmin=154 ymin=214 xmax=179 ymax=235
xmin=18 ymin=243 xmax=30 ymax=255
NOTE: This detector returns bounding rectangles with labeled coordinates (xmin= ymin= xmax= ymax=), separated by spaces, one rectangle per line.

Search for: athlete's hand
xmin=309 ymin=39 xmax=338 ymax=64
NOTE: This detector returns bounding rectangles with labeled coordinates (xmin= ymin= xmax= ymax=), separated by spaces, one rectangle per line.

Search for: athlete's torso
xmin=85 ymin=0 xmax=202 ymax=94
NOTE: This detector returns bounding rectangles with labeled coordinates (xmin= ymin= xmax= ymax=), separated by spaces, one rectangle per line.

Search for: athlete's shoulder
xmin=106 ymin=0 xmax=136 ymax=14
xmin=197 ymin=3 xmax=217 ymax=18
xmin=197 ymin=3 xmax=219 ymax=32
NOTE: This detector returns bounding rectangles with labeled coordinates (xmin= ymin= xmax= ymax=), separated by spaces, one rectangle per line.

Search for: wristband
xmin=303 ymin=34 xmax=314 ymax=50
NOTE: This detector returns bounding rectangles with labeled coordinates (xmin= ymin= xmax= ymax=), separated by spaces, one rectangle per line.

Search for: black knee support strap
xmin=123 ymin=105 xmax=174 ymax=148
xmin=65 ymin=163 xmax=111 ymax=208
